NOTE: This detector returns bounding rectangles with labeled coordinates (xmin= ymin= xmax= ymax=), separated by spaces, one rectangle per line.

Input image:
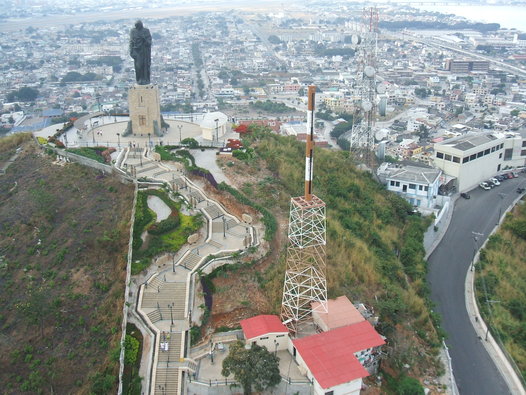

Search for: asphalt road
xmin=428 ymin=173 xmax=526 ymax=395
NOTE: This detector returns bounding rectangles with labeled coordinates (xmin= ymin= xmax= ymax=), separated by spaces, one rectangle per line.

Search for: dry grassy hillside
xmin=0 ymin=135 xmax=134 ymax=394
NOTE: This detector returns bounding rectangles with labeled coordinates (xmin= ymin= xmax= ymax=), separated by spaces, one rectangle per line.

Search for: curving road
xmin=428 ymin=174 xmax=526 ymax=395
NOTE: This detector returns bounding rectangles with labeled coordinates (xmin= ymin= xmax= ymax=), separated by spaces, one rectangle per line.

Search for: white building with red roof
xmin=240 ymin=314 xmax=289 ymax=352
xmin=292 ymin=321 xmax=385 ymax=395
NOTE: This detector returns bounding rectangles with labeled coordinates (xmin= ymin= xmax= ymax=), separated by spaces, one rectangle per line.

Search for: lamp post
xmin=169 ymin=303 xmax=174 ymax=325
xmin=214 ymin=118 xmax=219 ymax=143
xmin=148 ymin=132 xmax=151 ymax=148
xmin=223 ymin=216 xmax=226 ymax=238
xmin=177 ymin=124 xmax=183 ymax=143
xmin=116 ymin=133 xmax=120 ymax=148
xmin=95 ymin=93 xmax=101 ymax=113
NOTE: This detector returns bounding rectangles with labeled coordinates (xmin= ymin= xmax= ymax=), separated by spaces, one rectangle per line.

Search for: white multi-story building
xmin=433 ymin=130 xmax=526 ymax=192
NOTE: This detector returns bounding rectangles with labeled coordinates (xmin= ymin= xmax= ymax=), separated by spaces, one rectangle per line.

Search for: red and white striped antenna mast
xmin=281 ymin=86 xmax=328 ymax=335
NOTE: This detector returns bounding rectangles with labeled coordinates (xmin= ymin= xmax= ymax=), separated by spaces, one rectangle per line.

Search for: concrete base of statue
xmin=128 ymin=84 xmax=162 ymax=136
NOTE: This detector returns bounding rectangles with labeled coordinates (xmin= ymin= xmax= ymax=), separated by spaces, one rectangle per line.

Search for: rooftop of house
xmin=311 ymin=295 xmax=365 ymax=330
xmin=382 ymin=163 xmax=441 ymax=185
xmin=293 ymin=321 xmax=385 ymax=389
xmin=240 ymin=315 xmax=288 ymax=340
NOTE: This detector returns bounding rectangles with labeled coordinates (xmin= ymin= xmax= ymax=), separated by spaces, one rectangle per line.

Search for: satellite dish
xmin=364 ymin=66 xmax=376 ymax=78
xmin=362 ymin=101 xmax=372 ymax=112
xmin=377 ymin=84 xmax=386 ymax=94
xmin=351 ymin=34 xmax=361 ymax=45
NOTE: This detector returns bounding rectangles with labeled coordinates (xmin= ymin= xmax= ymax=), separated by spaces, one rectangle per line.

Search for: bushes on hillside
xmin=148 ymin=211 xmax=180 ymax=235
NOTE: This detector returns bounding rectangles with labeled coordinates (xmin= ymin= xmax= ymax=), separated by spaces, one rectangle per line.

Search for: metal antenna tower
xmin=281 ymin=86 xmax=327 ymax=335
xmin=349 ymin=7 xmax=379 ymax=164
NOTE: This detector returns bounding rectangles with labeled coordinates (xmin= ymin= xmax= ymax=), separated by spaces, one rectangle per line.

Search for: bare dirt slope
xmin=0 ymin=139 xmax=134 ymax=394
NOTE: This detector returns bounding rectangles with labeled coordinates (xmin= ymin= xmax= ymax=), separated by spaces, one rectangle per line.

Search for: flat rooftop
xmin=438 ymin=131 xmax=501 ymax=151
xmin=386 ymin=164 xmax=441 ymax=184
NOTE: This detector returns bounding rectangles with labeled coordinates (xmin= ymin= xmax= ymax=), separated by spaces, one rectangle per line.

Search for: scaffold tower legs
xmin=280 ymin=195 xmax=327 ymax=334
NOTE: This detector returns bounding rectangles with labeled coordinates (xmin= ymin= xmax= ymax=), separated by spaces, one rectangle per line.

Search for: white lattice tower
xmin=349 ymin=7 xmax=379 ymax=162
xmin=281 ymin=87 xmax=327 ymax=334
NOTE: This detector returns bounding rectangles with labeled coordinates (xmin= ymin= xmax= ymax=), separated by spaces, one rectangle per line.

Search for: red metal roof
xmin=240 ymin=315 xmax=288 ymax=340
xmin=293 ymin=321 xmax=385 ymax=389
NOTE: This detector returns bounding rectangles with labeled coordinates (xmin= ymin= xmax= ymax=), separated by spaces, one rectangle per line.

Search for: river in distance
xmin=416 ymin=5 xmax=526 ymax=32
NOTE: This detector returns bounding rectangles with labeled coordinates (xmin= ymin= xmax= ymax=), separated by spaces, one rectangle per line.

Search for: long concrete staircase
xmin=124 ymin=147 xmax=255 ymax=395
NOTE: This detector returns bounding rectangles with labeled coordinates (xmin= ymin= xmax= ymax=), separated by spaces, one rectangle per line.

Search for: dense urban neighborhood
xmin=1 ymin=1 xmax=526 ymax=395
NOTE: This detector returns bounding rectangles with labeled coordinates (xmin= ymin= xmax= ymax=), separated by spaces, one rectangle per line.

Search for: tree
xmin=222 ymin=341 xmax=281 ymax=395
xmin=7 ymin=86 xmax=39 ymax=102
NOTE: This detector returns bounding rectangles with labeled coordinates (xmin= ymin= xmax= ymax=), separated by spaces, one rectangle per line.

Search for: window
xmin=260 ymin=336 xmax=268 ymax=340
xmin=276 ymin=334 xmax=285 ymax=338
xmin=395 ymin=181 xmax=400 ymax=187
xmin=500 ymin=143 xmax=504 ymax=149
xmin=499 ymin=153 xmax=503 ymax=159
xmin=325 ymin=392 xmax=334 ymax=395
xmin=463 ymin=157 xmax=469 ymax=163
xmin=444 ymin=154 xmax=452 ymax=161
xmin=491 ymin=147 xmax=495 ymax=152
xmin=453 ymin=156 xmax=460 ymax=163
xmin=523 ymin=141 xmax=526 ymax=148
xmin=419 ymin=185 xmax=423 ymax=190
xmin=484 ymin=149 xmax=490 ymax=155
xmin=504 ymin=148 xmax=513 ymax=161
xmin=497 ymin=164 xmax=501 ymax=171
xmin=436 ymin=152 xmax=444 ymax=159
xmin=424 ymin=186 xmax=429 ymax=191
xmin=390 ymin=181 xmax=395 ymax=186
xmin=139 ymin=115 xmax=146 ymax=126
xmin=522 ymin=150 xmax=526 ymax=156
xmin=477 ymin=151 xmax=483 ymax=158
xmin=470 ymin=154 xmax=477 ymax=161
xmin=409 ymin=184 xmax=416 ymax=189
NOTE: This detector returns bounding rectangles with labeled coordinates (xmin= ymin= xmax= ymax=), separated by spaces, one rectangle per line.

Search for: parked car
xmin=496 ymin=175 xmax=505 ymax=182
xmin=490 ymin=177 xmax=500 ymax=186
xmin=479 ymin=182 xmax=491 ymax=190
xmin=513 ymin=172 xmax=519 ymax=178
xmin=486 ymin=180 xmax=495 ymax=188
xmin=506 ymin=173 xmax=514 ymax=179
xmin=461 ymin=192 xmax=471 ymax=199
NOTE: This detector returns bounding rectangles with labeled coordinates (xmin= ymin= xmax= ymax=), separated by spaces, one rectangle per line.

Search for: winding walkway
xmin=119 ymin=147 xmax=255 ymax=395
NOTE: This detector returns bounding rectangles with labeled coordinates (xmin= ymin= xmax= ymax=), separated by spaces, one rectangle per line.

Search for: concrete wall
xmin=128 ymin=84 xmax=161 ymax=136
xmin=246 ymin=332 xmax=289 ymax=352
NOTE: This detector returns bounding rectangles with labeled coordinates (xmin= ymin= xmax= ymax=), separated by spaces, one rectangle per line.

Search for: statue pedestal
xmin=128 ymin=84 xmax=161 ymax=136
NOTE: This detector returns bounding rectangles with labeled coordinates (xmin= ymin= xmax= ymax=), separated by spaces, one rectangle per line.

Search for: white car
xmin=490 ymin=177 xmax=500 ymax=186
xmin=479 ymin=182 xmax=491 ymax=190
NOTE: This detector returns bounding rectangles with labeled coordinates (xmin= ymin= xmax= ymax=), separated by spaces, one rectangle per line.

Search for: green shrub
xmin=124 ymin=335 xmax=140 ymax=365
xmin=148 ymin=211 xmax=180 ymax=235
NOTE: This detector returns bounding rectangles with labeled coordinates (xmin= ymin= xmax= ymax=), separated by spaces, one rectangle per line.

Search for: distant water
xmin=417 ymin=5 xmax=526 ymax=32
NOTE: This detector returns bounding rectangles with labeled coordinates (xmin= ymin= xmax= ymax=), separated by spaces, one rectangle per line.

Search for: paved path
xmin=427 ymin=175 xmax=526 ymax=395
xmin=119 ymin=148 xmax=255 ymax=395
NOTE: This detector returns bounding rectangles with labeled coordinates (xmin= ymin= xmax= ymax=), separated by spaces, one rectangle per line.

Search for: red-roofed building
xmin=292 ymin=321 xmax=385 ymax=395
xmin=240 ymin=315 xmax=289 ymax=352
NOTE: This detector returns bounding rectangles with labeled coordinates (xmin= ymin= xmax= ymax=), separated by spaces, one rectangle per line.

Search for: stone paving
xmin=120 ymin=147 xmax=254 ymax=395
